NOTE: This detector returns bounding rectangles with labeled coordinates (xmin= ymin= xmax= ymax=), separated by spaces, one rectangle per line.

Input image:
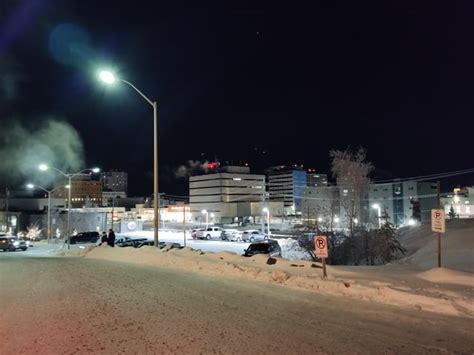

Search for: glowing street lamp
xmin=262 ymin=207 xmax=270 ymax=236
xmin=201 ymin=210 xmax=208 ymax=229
xmin=99 ymin=69 xmax=159 ymax=248
xmin=38 ymin=164 xmax=100 ymax=248
xmin=26 ymin=183 xmax=65 ymax=242
xmin=372 ymin=203 xmax=382 ymax=228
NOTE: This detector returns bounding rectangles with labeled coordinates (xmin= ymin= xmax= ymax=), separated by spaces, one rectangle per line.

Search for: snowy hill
xmin=398 ymin=219 xmax=474 ymax=272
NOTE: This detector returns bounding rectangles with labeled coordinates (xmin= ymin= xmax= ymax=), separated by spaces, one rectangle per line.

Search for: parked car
xmin=198 ymin=227 xmax=223 ymax=240
xmin=243 ymin=240 xmax=281 ymax=258
xmin=0 ymin=237 xmax=28 ymax=251
xmin=220 ymin=229 xmax=240 ymax=241
xmin=191 ymin=228 xmax=204 ymax=239
xmin=241 ymin=230 xmax=268 ymax=242
xmin=117 ymin=238 xmax=148 ymax=248
xmin=69 ymin=232 xmax=100 ymax=245
xmin=137 ymin=241 xmax=182 ymax=249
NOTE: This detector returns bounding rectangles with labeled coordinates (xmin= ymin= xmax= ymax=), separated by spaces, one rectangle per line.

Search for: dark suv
xmin=0 ymin=237 xmax=28 ymax=251
xmin=69 ymin=232 xmax=100 ymax=244
xmin=243 ymin=240 xmax=281 ymax=258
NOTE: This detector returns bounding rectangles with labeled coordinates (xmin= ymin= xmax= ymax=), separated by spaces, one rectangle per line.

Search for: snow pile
xmin=398 ymin=219 xmax=474 ymax=272
xmin=278 ymin=238 xmax=313 ymax=260
xmin=417 ymin=267 xmax=474 ymax=286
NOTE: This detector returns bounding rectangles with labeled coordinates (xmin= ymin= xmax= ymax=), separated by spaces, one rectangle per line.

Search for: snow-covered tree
xmin=330 ymin=147 xmax=373 ymax=236
xmin=448 ymin=205 xmax=457 ymax=219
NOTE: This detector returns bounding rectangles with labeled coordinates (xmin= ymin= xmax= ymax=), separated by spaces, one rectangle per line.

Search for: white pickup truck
xmin=197 ymin=227 xmax=223 ymax=240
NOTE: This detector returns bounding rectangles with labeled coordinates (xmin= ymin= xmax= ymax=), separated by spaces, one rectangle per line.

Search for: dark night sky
xmin=1 ymin=0 xmax=473 ymax=196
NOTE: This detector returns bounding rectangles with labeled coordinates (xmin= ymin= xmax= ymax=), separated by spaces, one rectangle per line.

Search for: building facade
xmin=53 ymin=177 xmax=103 ymax=208
xmin=188 ymin=166 xmax=285 ymax=224
xmin=369 ymin=181 xmax=437 ymax=227
xmin=101 ymin=171 xmax=128 ymax=194
xmin=441 ymin=187 xmax=474 ymax=219
xmin=267 ymin=167 xmax=307 ymax=215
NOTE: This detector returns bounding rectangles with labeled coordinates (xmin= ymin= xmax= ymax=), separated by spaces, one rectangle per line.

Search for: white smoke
xmin=175 ymin=160 xmax=210 ymax=178
xmin=0 ymin=118 xmax=85 ymax=186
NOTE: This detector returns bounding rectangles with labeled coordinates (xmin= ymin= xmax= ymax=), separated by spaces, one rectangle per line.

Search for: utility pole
xmin=5 ymin=187 xmax=9 ymax=212
xmin=437 ymin=180 xmax=441 ymax=268
xmin=183 ymin=206 xmax=186 ymax=248
xmin=261 ymin=176 xmax=265 ymax=234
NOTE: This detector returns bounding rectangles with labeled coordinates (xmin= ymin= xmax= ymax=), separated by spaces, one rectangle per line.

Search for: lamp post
xmin=210 ymin=212 xmax=215 ymax=225
xmin=39 ymin=164 xmax=100 ymax=249
xmin=201 ymin=210 xmax=208 ymax=229
xmin=262 ymin=207 xmax=270 ymax=236
xmin=372 ymin=203 xmax=382 ymax=228
xmin=99 ymin=70 xmax=159 ymax=248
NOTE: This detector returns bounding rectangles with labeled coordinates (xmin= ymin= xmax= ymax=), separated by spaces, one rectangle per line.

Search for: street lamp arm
xmin=49 ymin=166 xmax=69 ymax=178
xmin=121 ymin=79 xmax=156 ymax=107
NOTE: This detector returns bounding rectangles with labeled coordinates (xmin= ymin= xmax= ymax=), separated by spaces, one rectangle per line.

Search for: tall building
xmin=101 ymin=171 xmax=128 ymax=194
xmin=267 ymin=166 xmax=307 ymax=215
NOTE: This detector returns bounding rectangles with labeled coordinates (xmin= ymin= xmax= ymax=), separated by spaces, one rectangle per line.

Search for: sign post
xmin=314 ymin=235 xmax=328 ymax=278
xmin=431 ymin=181 xmax=445 ymax=267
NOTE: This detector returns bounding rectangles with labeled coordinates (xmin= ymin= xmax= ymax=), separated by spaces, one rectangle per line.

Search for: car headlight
xmin=13 ymin=241 xmax=20 ymax=246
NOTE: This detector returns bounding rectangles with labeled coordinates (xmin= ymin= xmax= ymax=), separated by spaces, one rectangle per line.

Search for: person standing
xmin=107 ymin=229 xmax=116 ymax=247
xmin=99 ymin=231 xmax=108 ymax=246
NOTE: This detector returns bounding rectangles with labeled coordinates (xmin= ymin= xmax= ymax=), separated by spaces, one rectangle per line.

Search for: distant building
xmin=187 ymin=165 xmax=284 ymax=224
xmin=267 ymin=166 xmax=307 ymax=215
xmin=306 ymin=171 xmax=328 ymax=187
xmin=301 ymin=186 xmax=340 ymax=224
xmin=53 ymin=176 xmax=102 ymax=208
xmin=369 ymin=181 xmax=437 ymax=227
xmin=101 ymin=171 xmax=128 ymax=194
xmin=441 ymin=187 xmax=474 ymax=219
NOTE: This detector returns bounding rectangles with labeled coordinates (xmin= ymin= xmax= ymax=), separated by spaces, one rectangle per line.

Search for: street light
xmin=262 ymin=207 xmax=270 ymax=236
xmin=26 ymin=183 xmax=65 ymax=242
xmin=99 ymin=70 xmax=159 ymax=248
xmin=372 ymin=203 xmax=382 ymax=228
xmin=201 ymin=210 xmax=208 ymax=229
xmin=39 ymin=164 xmax=100 ymax=249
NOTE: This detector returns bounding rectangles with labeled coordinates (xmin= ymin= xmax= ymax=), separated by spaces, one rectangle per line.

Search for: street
xmin=1 ymin=254 xmax=473 ymax=354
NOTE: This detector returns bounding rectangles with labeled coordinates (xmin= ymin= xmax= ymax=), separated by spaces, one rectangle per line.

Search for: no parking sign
xmin=314 ymin=235 xmax=328 ymax=258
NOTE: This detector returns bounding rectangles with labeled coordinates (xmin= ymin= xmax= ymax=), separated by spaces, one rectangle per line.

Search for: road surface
xmin=1 ymin=254 xmax=473 ymax=354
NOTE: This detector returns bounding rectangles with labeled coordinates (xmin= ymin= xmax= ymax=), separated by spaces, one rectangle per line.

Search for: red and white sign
xmin=431 ymin=209 xmax=445 ymax=233
xmin=314 ymin=235 xmax=328 ymax=258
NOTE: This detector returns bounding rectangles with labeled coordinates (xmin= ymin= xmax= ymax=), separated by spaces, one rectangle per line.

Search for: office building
xmin=101 ymin=171 xmax=128 ymax=194
xmin=189 ymin=166 xmax=283 ymax=224
xmin=369 ymin=181 xmax=437 ymax=227
xmin=267 ymin=166 xmax=307 ymax=215
xmin=53 ymin=176 xmax=102 ymax=208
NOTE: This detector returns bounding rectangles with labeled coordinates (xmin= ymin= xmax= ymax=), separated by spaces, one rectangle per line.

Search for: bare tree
xmin=330 ymin=147 xmax=373 ymax=236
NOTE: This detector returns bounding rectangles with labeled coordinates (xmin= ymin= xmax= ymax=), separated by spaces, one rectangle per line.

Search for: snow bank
xmin=398 ymin=219 xmax=474 ymax=272
xmin=75 ymin=244 xmax=474 ymax=318
xmin=417 ymin=267 xmax=474 ymax=287
xmin=278 ymin=238 xmax=313 ymax=260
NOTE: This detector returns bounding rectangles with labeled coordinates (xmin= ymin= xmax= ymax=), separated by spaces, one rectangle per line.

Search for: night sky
xmin=1 ymin=1 xmax=473 ymax=196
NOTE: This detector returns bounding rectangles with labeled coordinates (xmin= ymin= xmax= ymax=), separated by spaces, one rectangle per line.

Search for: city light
xmin=39 ymin=164 xmax=48 ymax=171
xmin=99 ymin=70 xmax=116 ymax=84
xmin=26 ymin=183 xmax=34 ymax=189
